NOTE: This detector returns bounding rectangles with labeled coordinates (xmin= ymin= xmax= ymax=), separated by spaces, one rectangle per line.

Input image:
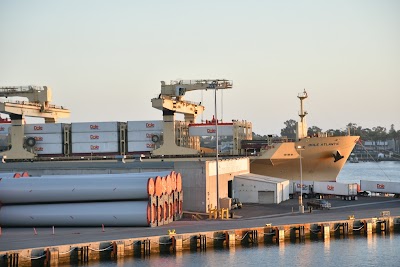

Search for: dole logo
xmin=327 ymin=185 xmax=334 ymax=191
xmin=34 ymin=147 xmax=44 ymax=151
xmin=90 ymin=125 xmax=99 ymax=130
xmin=34 ymin=136 xmax=43 ymax=141
xmin=377 ymin=184 xmax=385 ymax=189
xmin=146 ymin=143 xmax=155 ymax=148
xmin=90 ymin=135 xmax=100 ymax=139
xmin=90 ymin=145 xmax=100 ymax=150
xmin=146 ymin=133 xmax=152 ymax=138
xmin=207 ymin=129 xmax=216 ymax=133
xmin=146 ymin=123 xmax=155 ymax=128
xmin=34 ymin=126 xmax=43 ymax=131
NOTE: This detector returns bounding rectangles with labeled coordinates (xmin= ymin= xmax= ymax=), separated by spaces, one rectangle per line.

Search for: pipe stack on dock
xmin=0 ymin=171 xmax=183 ymax=227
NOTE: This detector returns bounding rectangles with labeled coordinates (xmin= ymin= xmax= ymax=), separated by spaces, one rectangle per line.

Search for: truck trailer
xmin=360 ymin=180 xmax=400 ymax=198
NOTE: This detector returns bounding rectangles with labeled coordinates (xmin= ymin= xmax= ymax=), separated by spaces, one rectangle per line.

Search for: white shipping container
xmin=189 ymin=125 xmax=234 ymax=136
xmin=72 ymin=132 xmax=119 ymax=143
xmin=25 ymin=133 xmax=63 ymax=144
xmin=360 ymin=180 xmax=400 ymax=194
xmin=72 ymin=142 xmax=119 ymax=153
xmin=289 ymin=181 xmax=314 ymax=195
xmin=24 ymin=123 xmax=63 ymax=134
xmin=128 ymin=141 xmax=156 ymax=152
xmin=34 ymin=144 xmax=63 ymax=155
xmin=0 ymin=124 xmax=11 ymax=135
xmin=71 ymin=122 xmax=119 ymax=133
xmin=127 ymin=120 xmax=163 ymax=131
xmin=127 ymin=130 xmax=162 ymax=142
xmin=313 ymin=182 xmax=358 ymax=196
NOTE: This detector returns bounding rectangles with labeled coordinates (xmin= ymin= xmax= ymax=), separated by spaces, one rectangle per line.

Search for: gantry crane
xmin=0 ymin=85 xmax=70 ymax=159
xmin=151 ymin=79 xmax=232 ymax=155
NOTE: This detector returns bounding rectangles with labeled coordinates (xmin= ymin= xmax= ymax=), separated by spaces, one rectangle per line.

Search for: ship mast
xmin=296 ymin=89 xmax=308 ymax=140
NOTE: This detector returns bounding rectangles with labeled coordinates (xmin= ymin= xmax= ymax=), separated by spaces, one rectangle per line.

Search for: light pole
xmin=214 ymin=88 xmax=220 ymax=210
xmin=297 ymin=145 xmax=304 ymax=213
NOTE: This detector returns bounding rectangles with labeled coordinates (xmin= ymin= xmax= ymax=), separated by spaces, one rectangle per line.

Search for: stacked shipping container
xmin=127 ymin=120 xmax=163 ymax=153
xmin=71 ymin=122 xmax=120 ymax=154
xmin=25 ymin=123 xmax=65 ymax=155
xmin=1 ymin=120 xmax=168 ymax=156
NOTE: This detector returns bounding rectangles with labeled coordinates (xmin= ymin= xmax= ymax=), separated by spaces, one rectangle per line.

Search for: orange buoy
xmin=21 ymin=172 xmax=29 ymax=177
xmin=13 ymin=173 xmax=21 ymax=178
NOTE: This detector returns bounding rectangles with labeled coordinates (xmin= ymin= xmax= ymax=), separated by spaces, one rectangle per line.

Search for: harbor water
xmin=62 ymin=161 xmax=400 ymax=267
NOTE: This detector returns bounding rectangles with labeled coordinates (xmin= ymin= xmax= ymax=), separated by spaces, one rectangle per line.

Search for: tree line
xmin=252 ymin=119 xmax=400 ymax=152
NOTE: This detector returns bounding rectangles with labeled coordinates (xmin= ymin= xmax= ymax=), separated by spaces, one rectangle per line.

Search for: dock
xmin=1 ymin=197 xmax=400 ymax=266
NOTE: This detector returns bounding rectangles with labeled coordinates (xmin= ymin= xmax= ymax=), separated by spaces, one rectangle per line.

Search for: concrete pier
xmin=1 ymin=215 xmax=399 ymax=267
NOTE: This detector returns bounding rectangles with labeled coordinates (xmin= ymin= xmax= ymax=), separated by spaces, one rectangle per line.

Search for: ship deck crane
xmin=0 ymin=85 xmax=70 ymax=159
xmin=151 ymin=79 xmax=232 ymax=155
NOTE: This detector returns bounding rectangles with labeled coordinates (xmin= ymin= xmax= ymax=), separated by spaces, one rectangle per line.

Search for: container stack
xmin=71 ymin=122 xmax=120 ymax=155
xmin=0 ymin=171 xmax=183 ymax=227
xmin=25 ymin=123 xmax=64 ymax=155
xmin=127 ymin=120 xmax=163 ymax=153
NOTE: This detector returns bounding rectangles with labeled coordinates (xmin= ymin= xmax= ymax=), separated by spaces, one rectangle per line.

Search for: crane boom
xmin=151 ymin=79 xmax=232 ymax=156
xmin=0 ymin=85 xmax=70 ymax=159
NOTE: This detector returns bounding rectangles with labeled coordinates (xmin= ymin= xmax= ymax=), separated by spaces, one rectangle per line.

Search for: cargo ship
xmin=246 ymin=90 xmax=359 ymax=181
xmin=0 ymin=82 xmax=358 ymax=182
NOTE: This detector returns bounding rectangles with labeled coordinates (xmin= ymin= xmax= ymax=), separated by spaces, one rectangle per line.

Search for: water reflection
xmin=62 ymin=234 xmax=400 ymax=267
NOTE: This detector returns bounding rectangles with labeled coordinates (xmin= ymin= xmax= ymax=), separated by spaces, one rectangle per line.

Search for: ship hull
xmin=250 ymin=135 xmax=359 ymax=182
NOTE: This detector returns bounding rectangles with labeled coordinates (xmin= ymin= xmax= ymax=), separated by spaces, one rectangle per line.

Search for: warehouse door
xmin=258 ymin=191 xmax=275 ymax=204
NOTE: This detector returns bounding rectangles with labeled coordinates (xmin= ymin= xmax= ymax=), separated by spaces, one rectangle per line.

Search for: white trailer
xmin=313 ymin=181 xmax=358 ymax=200
xmin=360 ymin=180 xmax=400 ymax=198
xmin=289 ymin=180 xmax=314 ymax=199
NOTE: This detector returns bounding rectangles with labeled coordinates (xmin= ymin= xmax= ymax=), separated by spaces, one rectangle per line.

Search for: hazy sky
xmin=0 ymin=0 xmax=399 ymax=135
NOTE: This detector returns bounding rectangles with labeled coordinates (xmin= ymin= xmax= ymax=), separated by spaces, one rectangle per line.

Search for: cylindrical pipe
xmin=171 ymin=171 xmax=177 ymax=192
xmin=0 ymin=177 xmax=155 ymax=204
xmin=0 ymin=201 xmax=150 ymax=227
xmin=176 ymin=173 xmax=182 ymax=192
xmin=155 ymin=176 xmax=163 ymax=197
xmin=166 ymin=175 xmax=172 ymax=195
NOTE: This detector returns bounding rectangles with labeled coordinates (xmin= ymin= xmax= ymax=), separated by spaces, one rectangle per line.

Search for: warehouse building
xmin=233 ymin=173 xmax=289 ymax=204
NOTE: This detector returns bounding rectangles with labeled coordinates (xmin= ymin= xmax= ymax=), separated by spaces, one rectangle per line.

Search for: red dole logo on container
xmin=377 ymin=184 xmax=385 ymax=189
xmin=34 ymin=126 xmax=43 ymax=131
xmin=90 ymin=145 xmax=100 ymax=150
xmin=90 ymin=125 xmax=99 ymax=130
xmin=146 ymin=123 xmax=155 ymax=128
xmin=327 ymin=185 xmax=335 ymax=191
xmin=90 ymin=135 xmax=100 ymax=140
xmin=207 ymin=129 xmax=216 ymax=133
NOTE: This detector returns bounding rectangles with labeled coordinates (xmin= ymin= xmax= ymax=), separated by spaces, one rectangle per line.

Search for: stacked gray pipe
xmin=0 ymin=171 xmax=172 ymax=227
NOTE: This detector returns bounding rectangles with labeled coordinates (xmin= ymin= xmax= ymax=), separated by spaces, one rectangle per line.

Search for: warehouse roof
xmin=234 ymin=173 xmax=288 ymax=184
